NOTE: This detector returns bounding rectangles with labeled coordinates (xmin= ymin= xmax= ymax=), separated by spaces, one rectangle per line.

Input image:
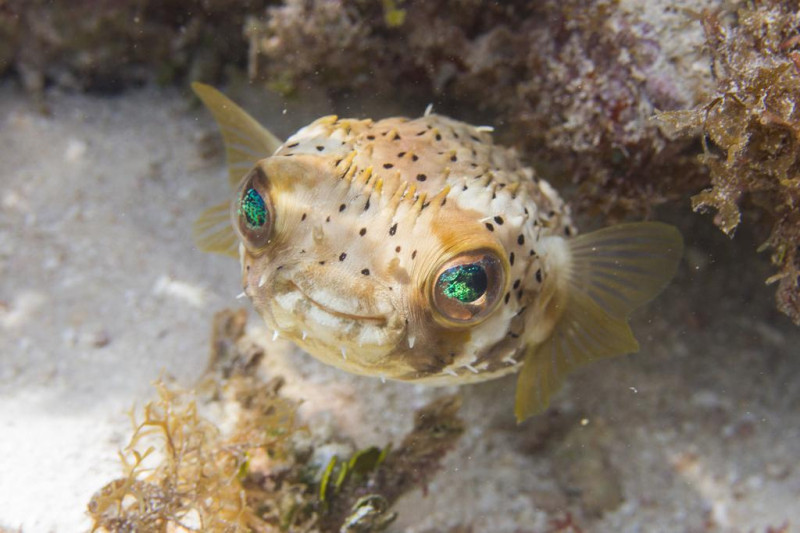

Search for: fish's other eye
xmin=233 ymin=166 xmax=273 ymax=249
xmin=432 ymin=251 xmax=505 ymax=325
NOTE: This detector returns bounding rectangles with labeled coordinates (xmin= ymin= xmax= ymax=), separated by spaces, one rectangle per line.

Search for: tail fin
xmin=191 ymin=82 xmax=283 ymax=256
xmin=515 ymin=222 xmax=683 ymax=422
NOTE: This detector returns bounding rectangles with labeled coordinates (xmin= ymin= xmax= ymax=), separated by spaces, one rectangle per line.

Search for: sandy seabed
xmin=0 ymin=83 xmax=799 ymax=532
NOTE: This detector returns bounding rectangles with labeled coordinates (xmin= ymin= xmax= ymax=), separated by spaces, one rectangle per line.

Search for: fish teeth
xmin=341 ymin=347 xmax=347 ymax=360
xmin=235 ymin=291 xmax=247 ymax=300
xmin=258 ymin=273 xmax=268 ymax=288
xmin=301 ymin=331 xmax=307 ymax=340
xmin=407 ymin=335 xmax=416 ymax=349
xmin=424 ymin=103 xmax=434 ymax=116
xmin=444 ymin=368 xmax=458 ymax=377
xmin=272 ymin=330 xmax=280 ymax=341
xmin=464 ymin=364 xmax=479 ymax=374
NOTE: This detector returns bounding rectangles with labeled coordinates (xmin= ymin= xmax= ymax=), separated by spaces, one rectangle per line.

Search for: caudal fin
xmin=191 ymin=82 xmax=283 ymax=256
xmin=515 ymin=222 xmax=683 ymax=422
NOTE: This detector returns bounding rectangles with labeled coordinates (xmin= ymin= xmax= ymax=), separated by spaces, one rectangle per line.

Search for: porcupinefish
xmin=192 ymin=83 xmax=683 ymax=422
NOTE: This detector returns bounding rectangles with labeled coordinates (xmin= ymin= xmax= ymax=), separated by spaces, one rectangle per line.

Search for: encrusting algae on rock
xmin=192 ymin=83 xmax=683 ymax=421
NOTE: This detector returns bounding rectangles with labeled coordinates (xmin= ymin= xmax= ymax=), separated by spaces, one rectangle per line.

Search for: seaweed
xmin=87 ymin=309 xmax=464 ymax=532
xmin=659 ymin=2 xmax=800 ymax=324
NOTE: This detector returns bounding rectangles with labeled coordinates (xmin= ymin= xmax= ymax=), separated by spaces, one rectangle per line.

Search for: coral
xmin=659 ymin=2 xmax=800 ymax=324
xmin=87 ymin=309 xmax=465 ymax=532
xmin=4 ymin=0 xmax=273 ymax=94
xmin=246 ymin=0 xmax=711 ymax=218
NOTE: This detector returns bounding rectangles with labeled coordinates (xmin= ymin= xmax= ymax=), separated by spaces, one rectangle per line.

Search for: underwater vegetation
xmin=87 ymin=310 xmax=464 ymax=532
xmin=659 ymin=2 xmax=800 ymax=324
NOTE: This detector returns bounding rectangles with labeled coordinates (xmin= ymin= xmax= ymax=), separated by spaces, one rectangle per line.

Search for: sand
xmin=0 ymin=83 xmax=798 ymax=532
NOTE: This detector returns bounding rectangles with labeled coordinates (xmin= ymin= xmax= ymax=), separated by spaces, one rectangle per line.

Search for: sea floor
xmin=0 ymin=83 xmax=798 ymax=532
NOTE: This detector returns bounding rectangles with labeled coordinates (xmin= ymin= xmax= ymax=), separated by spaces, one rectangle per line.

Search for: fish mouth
xmin=289 ymin=281 xmax=387 ymax=324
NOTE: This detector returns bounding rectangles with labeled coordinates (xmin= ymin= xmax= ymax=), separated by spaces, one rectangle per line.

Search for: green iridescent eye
xmin=233 ymin=166 xmax=273 ymax=249
xmin=239 ymin=188 xmax=268 ymax=229
xmin=432 ymin=252 xmax=506 ymax=325
xmin=438 ymin=264 xmax=488 ymax=303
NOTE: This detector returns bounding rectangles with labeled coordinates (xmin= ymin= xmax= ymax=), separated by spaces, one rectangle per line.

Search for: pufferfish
xmin=192 ymin=83 xmax=683 ymax=422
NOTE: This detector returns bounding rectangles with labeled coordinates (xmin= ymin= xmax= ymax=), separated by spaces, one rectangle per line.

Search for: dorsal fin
xmin=191 ymin=83 xmax=283 ymax=256
xmin=192 ymin=82 xmax=283 ymax=188
xmin=515 ymin=222 xmax=683 ymax=422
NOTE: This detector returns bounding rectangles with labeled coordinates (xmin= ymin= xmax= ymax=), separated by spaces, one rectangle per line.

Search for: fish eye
xmin=233 ymin=166 xmax=273 ymax=249
xmin=432 ymin=251 xmax=505 ymax=325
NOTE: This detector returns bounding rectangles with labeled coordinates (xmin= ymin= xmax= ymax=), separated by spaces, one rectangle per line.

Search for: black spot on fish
xmin=485 ymin=222 xmax=494 ymax=232
xmin=326 ymin=216 xmax=331 ymax=222
xmin=535 ymin=269 xmax=542 ymax=283
xmin=564 ymin=226 xmax=572 ymax=236
xmin=319 ymin=261 xmax=326 ymax=265
xmin=494 ymin=216 xmax=504 ymax=225
xmin=395 ymin=245 xmax=401 ymax=253
xmin=389 ymin=223 xmax=397 ymax=236
xmin=513 ymin=279 xmax=521 ymax=290
xmin=450 ymin=154 xmax=457 ymax=162
xmin=361 ymin=268 xmax=370 ymax=276
xmin=367 ymin=135 xmax=375 ymax=140
xmin=517 ymin=234 xmax=524 ymax=245
xmin=435 ymin=133 xmax=442 ymax=141
xmin=383 ymin=163 xmax=394 ymax=169
xmin=412 ymin=154 xmax=419 ymax=161
xmin=416 ymin=173 xmax=427 ymax=182
xmin=504 ymin=292 xmax=510 ymax=304
xmin=339 ymin=204 xmax=346 ymax=212
xmin=339 ymin=252 xmax=347 ymax=261
xmin=509 ymin=252 xmax=515 ymax=266
xmin=359 ymin=227 xmax=367 ymax=236
xmin=301 ymin=213 xmax=307 ymax=221
xmin=287 ymin=142 xmax=299 ymax=148
xmin=316 ymin=145 xmax=324 ymax=152
xmin=397 ymin=151 xmax=406 ymax=158
xmin=412 ymin=250 xmax=417 ymax=259
xmin=364 ymin=198 xmax=371 ymax=211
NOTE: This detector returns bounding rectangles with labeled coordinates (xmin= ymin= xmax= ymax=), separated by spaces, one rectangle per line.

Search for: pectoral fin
xmin=191 ymin=83 xmax=283 ymax=256
xmin=191 ymin=82 xmax=283 ymax=188
xmin=515 ymin=222 xmax=683 ymax=422
xmin=193 ymin=202 xmax=238 ymax=257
